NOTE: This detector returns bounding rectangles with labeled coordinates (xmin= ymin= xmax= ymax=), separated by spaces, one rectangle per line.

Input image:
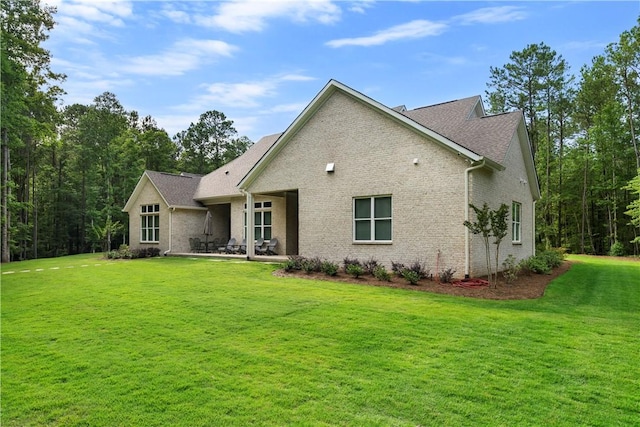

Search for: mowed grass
xmin=1 ymin=254 xmax=638 ymax=426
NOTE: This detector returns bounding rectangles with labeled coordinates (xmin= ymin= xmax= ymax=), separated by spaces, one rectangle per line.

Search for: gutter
xmin=464 ymin=159 xmax=486 ymax=278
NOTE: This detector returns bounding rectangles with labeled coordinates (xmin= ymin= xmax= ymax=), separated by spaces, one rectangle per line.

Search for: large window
xmin=244 ymin=201 xmax=272 ymax=240
xmin=512 ymin=201 xmax=522 ymax=243
xmin=354 ymin=196 xmax=392 ymax=242
xmin=141 ymin=204 xmax=160 ymax=243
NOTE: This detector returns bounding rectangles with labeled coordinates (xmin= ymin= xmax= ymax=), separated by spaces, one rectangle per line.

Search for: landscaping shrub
xmin=147 ymin=247 xmax=161 ymax=257
xmin=346 ymin=263 xmax=365 ymax=278
xmin=362 ymin=257 xmax=379 ymax=275
xmin=321 ymin=260 xmax=339 ymax=276
xmin=438 ymin=268 xmax=456 ymax=284
xmin=391 ymin=261 xmax=406 ymax=277
xmin=373 ymin=265 xmax=391 ymax=282
xmin=609 ymin=241 xmax=626 ymax=257
xmin=343 ymin=257 xmax=361 ymax=270
xmin=302 ymin=257 xmax=323 ymax=274
xmin=502 ymin=254 xmax=521 ymax=284
xmin=408 ymin=260 xmax=430 ymax=280
xmin=521 ymin=255 xmax=551 ymax=275
xmin=284 ymin=256 xmax=305 ymax=271
xmin=401 ymin=269 xmax=420 ymax=285
xmin=540 ymin=249 xmax=565 ymax=268
xmin=132 ymin=248 xmax=148 ymax=259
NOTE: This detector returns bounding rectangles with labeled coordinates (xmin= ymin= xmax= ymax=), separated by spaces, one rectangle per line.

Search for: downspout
xmin=164 ymin=207 xmax=175 ymax=256
xmin=464 ymin=159 xmax=485 ymax=278
xmin=532 ymin=200 xmax=536 ymax=257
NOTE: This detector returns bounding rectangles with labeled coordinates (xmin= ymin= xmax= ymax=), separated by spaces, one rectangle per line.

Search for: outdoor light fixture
xmin=413 ymin=158 xmax=419 ymax=165
xmin=326 ymin=162 xmax=335 ymax=173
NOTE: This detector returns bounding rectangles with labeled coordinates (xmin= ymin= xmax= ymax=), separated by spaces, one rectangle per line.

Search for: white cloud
xmin=195 ymin=0 xmax=341 ymax=33
xmin=120 ymin=39 xmax=237 ymax=76
xmin=326 ymin=19 xmax=448 ymax=48
xmin=454 ymin=6 xmax=527 ymax=25
xmin=46 ymin=0 xmax=134 ymax=43
xmin=175 ymin=74 xmax=315 ymax=112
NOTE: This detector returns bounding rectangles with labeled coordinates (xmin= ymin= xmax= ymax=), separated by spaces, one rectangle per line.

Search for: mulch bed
xmin=274 ymin=261 xmax=573 ymax=300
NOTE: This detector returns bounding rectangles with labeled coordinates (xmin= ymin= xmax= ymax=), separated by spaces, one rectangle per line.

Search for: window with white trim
xmin=512 ymin=201 xmax=522 ymax=243
xmin=244 ymin=201 xmax=272 ymax=240
xmin=141 ymin=204 xmax=160 ymax=243
xmin=354 ymin=196 xmax=392 ymax=242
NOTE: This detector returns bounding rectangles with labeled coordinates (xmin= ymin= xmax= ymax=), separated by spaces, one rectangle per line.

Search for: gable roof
xmin=239 ymin=79 xmax=512 ymax=190
xmin=193 ymin=133 xmax=282 ymax=203
xmin=122 ymin=170 xmax=205 ymax=212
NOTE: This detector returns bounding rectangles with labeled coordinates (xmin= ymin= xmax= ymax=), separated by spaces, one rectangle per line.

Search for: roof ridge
xmin=407 ymin=95 xmax=480 ymax=112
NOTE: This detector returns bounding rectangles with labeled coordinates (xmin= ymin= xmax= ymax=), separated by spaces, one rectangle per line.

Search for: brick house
xmin=123 ymin=80 xmax=540 ymax=277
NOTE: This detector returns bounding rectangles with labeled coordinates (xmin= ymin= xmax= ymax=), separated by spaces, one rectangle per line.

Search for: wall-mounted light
xmin=326 ymin=162 xmax=335 ymax=173
xmin=413 ymin=158 xmax=419 ymax=165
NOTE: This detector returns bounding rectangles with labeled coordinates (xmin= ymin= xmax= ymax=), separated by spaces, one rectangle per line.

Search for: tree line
xmin=2 ymin=1 xmax=639 ymax=261
xmin=1 ymin=0 xmax=252 ymax=261
xmin=486 ymin=21 xmax=640 ymax=256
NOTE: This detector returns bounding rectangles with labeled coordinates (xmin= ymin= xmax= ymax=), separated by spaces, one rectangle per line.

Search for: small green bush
xmin=373 ymin=265 xmax=391 ymax=282
xmin=346 ymin=263 xmax=365 ymax=278
xmin=502 ymin=254 xmax=521 ymax=284
xmin=284 ymin=256 xmax=304 ymax=271
xmin=321 ymin=260 xmax=339 ymax=276
xmin=521 ymin=255 xmax=551 ymax=275
xmin=408 ymin=260 xmax=430 ymax=280
xmin=609 ymin=241 xmax=626 ymax=257
xmin=302 ymin=257 xmax=323 ymax=274
xmin=401 ymin=269 xmax=420 ymax=285
xmin=540 ymin=249 xmax=564 ymax=268
xmin=343 ymin=257 xmax=361 ymax=270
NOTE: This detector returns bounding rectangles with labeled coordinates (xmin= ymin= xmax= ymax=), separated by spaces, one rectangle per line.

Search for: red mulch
xmin=274 ymin=261 xmax=573 ymax=300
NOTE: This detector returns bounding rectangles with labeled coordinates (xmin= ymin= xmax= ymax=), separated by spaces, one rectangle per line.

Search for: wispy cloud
xmin=46 ymin=0 xmax=133 ymax=42
xmin=326 ymin=19 xmax=448 ymax=48
xmin=326 ymin=5 xmax=528 ymax=48
xmin=454 ymin=6 xmax=527 ymax=25
xmin=194 ymin=0 xmax=342 ymax=33
xmin=120 ymin=39 xmax=237 ymax=76
xmin=175 ymin=74 xmax=316 ymax=112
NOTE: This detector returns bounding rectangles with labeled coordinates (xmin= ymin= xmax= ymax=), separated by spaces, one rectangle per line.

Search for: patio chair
xmin=256 ymin=238 xmax=278 ymax=255
xmin=217 ymin=237 xmax=236 ymax=254
xmin=254 ymin=238 xmax=265 ymax=254
xmin=236 ymin=238 xmax=247 ymax=254
xmin=189 ymin=238 xmax=199 ymax=253
xmin=192 ymin=237 xmax=206 ymax=253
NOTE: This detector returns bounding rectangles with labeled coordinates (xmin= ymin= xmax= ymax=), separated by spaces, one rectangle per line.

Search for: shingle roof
xmin=145 ymin=171 xmax=204 ymax=208
xmin=401 ymin=96 xmax=522 ymax=164
xmin=193 ymin=133 xmax=282 ymax=201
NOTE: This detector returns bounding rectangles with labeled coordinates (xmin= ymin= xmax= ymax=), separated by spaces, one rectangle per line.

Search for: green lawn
xmin=2 ymin=254 xmax=638 ymax=426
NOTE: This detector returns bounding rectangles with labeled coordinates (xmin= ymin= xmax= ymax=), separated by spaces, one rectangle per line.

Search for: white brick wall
xmin=469 ymin=133 xmax=536 ymax=276
xmin=127 ymin=178 xmax=208 ymax=254
xmin=247 ymin=91 xmax=473 ymax=276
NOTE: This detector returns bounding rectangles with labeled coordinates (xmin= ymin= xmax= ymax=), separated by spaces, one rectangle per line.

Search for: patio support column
xmin=246 ymin=192 xmax=255 ymax=260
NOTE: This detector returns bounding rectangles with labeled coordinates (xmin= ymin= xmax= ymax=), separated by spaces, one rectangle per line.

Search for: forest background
xmin=2 ymin=1 xmax=640 ymax=262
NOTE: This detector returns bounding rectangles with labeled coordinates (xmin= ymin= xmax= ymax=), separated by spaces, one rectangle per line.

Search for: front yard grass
xmin=1 ymin=254 xmax=638 ymax=426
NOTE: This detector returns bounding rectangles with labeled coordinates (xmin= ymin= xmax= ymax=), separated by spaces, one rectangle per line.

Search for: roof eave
xmin=122 ymin=171 xmax=171 ymax=212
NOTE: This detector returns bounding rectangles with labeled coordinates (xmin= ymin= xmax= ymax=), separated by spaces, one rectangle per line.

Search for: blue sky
xmin=44 ymin=1 xmax=639 ymax=142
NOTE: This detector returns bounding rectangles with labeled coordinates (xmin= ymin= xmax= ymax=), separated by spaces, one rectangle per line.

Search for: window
xmin=244 ymin=201 xmax=272 ymax=240
xmin=354 ymin=196 xmax=392 ymax=242
xmin=141 ymin=204 xmax=160 ymax=243
xmin=512 ymin=201 xmax=522 ymax=243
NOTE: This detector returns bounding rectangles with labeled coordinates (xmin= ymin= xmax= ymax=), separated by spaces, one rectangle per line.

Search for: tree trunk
xmin=1 ymin=129 xmax=10 ymax=263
